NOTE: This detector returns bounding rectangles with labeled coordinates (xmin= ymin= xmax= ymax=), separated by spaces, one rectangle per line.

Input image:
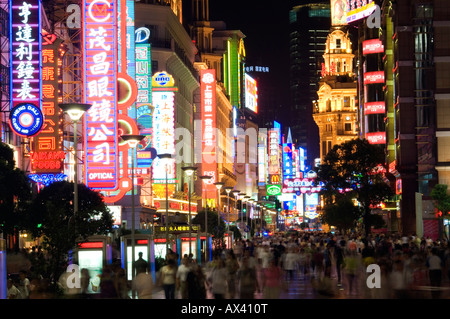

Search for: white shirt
xmin=176 ymin=264 xmax=191 ymax=282
xmin=133 ymin=273 xmax=153 ymax=299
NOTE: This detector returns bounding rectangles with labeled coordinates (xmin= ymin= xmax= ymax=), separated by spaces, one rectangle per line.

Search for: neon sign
xmin=10 ymin=0 xmax=42 ymax=110
xmin=9 ymin=103 xmax=43 ymax=137
xmin=346 ymin=0 xmax=376 ymax=23
xmin=200 ymin=69 xmax=217 ymax=193
xmin=244 ymin=73 xmax=258 ymax=113
xmin=152 ymin=72 xmax=176 ymax=181
xmin=364 ymin=101 xmax=385 ymax=115
xmin=268 ymin=129 xmax=280 ymax=176
xmin=83 ymin=0 xmax=118 ymax=190
xmin=366 ymin=132 xmax=386 ymax=144
xmin=364 ymin=71 xmax=384 ymax=85
xmin=282 ymin=178 xmax=323 ymax=194
xmin=362 ymin=39 xmax=384 ymax=55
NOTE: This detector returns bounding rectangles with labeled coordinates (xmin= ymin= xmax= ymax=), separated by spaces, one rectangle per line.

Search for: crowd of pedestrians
xmin=5 ymin=231 xmax=450 ymax=299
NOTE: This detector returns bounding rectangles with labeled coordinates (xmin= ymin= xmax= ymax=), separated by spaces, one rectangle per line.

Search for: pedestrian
xmin=334 ymin=240 xmax=345 ymax=286
xmin=113 ymin=264 xmax=129 ymax=299
xmin=160 ymin=258 xmax=177 ymax=299
xmin=176 ymin=256 xmax=191 ymax=299
xmin=225 ymin=250 xmax=240 ymax=298
xmin=99 ymin=266 xmax=119 ymax=299
xmin=343 ymin=250 xmax=359 ymax=295
xmin=7 ymin=279 xmax=21 ymax=299
xmin=237 ymin=256 xmax=258 ymax=299
xmin=18 ymin=270 xmax=31 ymax=299
xmin=209 ymin=257 xmax=228 ymax=299
xmin=261 ymin=258 xmax=283 ymax=299
xmin=282 ymin=247 xmax=299 ymax=282
xmin=426 ymin=247 xmax=443 ymax=299
xmin=134 ymin=252 xmax=149 ymax=275
xmin=80 ymin=268 xmax=91 ymax=297
xmin=187 ymin=262 xmax=206 ymax=299
xmin=133 ymin=271 xmax=153 ymax=299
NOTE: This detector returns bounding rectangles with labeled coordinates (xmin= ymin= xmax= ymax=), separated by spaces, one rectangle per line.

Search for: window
xmin=345 ymin=123 xmax=352 ymax=131
xmin=336 ymin=39 xmax=341 ymax=49
xmin=343 ymin=96 xmax=351 ymax=107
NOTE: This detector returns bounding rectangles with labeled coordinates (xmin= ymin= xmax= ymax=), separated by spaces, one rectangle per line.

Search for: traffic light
xmin=275 ymin=199 xmax=281 ymax=212
xmin=242 ymin=204 xmax=247 ymax=214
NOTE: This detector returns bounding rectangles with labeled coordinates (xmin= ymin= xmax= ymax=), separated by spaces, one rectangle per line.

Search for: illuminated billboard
xmin=346 ymin=0 xmax=376 ymax=23
xmin=200 ymin=69 xmax=217 ymax=197
xmin=366 ymin=132 xmax=386 ymax=144
xmin=83 ymin=0 xmax=118 ymax=190
xmin=364 ymin=71 xmax=384 ymax=85
xmin=268 ymin=129 xmax=280 ymax=176
xmin=244 ymin=73 xmax=258 ymax=113
xmin=364 ymin=101 xmax=385 ymax=115
xmin=362 ymin=39 xmax=384 ymax=55
xmin=30 ymin=36 xmax=65 ymax=180
xmin=331 ymin=0 xmax=349 ymax=26
xmin=9 ymin=0 xmax=42 ymax=110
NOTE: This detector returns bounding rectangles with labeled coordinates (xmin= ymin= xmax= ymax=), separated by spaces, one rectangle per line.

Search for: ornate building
xmin=313 ymin=27 xmax=358 ymax=161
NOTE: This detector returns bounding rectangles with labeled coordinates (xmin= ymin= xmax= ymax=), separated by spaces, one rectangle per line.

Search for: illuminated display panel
xmin=346 ymin=0 xmax=376 ymax=23
xmin=362 ymin=39 xmax=384 ymax=55
xmin=331 ymin=0 xmax=349 ymax=26
xmin=9 ymin=0 xmax=41 ymax=110
xmin=200 ymin=69 xmax=217 ymax=196
xmin=258 ymin=145 xmax=266 ymax=185
xmin=282 ymin=178 xmax=324 ymax=194
xmin=152 ymin=89 xmax=176 ymax=180
xmin=364 ymin=101 xmax=385 ymax=115
xmin=244 ymin=73 xmax=258 ymax=113
xmin=366 ymin=131 xmax=386 ymax=144
xmin=283 ymin=143 xmax=293 ymax=180
xmin=364 ymin=71 xmax=385 ymax=85
xmin=83 ymin=0 xmax=118 ymax=190
xmin=268 ymin=129 xmax=280 ymax=176
xmin=31 ymin=37 xmax=65 ymax=176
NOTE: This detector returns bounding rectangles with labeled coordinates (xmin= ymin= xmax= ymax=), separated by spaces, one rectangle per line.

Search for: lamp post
xmin=224 ymin=187 xmax=233 ymax=231
xmin=181 ymin=166 xmax=197 ymax=258
xmin=121 ymin=134 xmax=144 ymax=292
xmin=213 ymin=182 xmax=224 ymax=228
xmin=199 ymin=175 xmax=212 ymax=235
xmin=59 ymin=103 xmax=91 ymax=218
xmin=248 ymin=199 xmax=254 ymax=238
xmin=232 ymin=190 xmax=240 ymax=227
xmin=158 ymin=153 xmax=172 ymax=255
xmin=239 ymin=193 xmax=246 ymax=227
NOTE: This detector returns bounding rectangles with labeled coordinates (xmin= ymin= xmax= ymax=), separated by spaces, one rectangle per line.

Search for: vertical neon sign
xmin=200 ymin=69 xmax=217 ymax=198
xmin=83 ymin=0 xmax=118 ymax=190
xmin=10 ymin=0 xmax=41 ymax=109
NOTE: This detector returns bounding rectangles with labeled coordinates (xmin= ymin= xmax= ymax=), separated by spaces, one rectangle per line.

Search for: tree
xmin=316 ymin=138 xmax=393 ymax=235
xmin=0 ymin=142 xmax=32 ymax=249
xmin=430 ymin=184 xmax=450 ymax=239
xmin=191 ymin=209 xmax=226 ymax=242
xmin=26 ymin=181 xmax=113 ymax=283
xmin=321 ymin=197 xmax=361 ymax=233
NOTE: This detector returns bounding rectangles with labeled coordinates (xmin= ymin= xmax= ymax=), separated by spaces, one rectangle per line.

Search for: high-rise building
xmin=289 ymin=2 xmax=331 ymax=169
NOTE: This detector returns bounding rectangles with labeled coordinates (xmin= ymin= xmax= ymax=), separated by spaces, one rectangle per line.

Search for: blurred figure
xmin=427 ymin=247 xmax=443 ymax=299
xmin=134 ymin=252 xmax=149 ymax=275
xmin=225 ymin=250 xmax=239 ymax=299
xmin=160 ymin=258 xmax=177 ymax=299
xmin=282 ymin=247 xmax=299 ymax=282
xmin=237 ymin=256 xmax=258 ymax=299
xmin=176 ymin=256 xmax=191 ymax=299
xmin=187 ymin=262 xmax=206 ymax=299
xmin=209 ymin=257 xmax=228 ymax=299
xmin=113 ymin=264 xmax=129 ymax=299
xmin=133 ymin=270 xmax=153 ymax=299
xmin=80 ymin=268 xmax=91 ymax=297
xmin=262 ymin=258 xmax=283 ymax=299
xmin=334 ymin=240 xmax=345 ymax=286
xmin=7 ymin=279 xmax=21 ymax=299
xmin=18 ymin=270 xmax=31 ymax=299
xmin=343 ymin=250 xmax=360 ymax=295
xmin=99 ymin=266 xmax=119 ymax=299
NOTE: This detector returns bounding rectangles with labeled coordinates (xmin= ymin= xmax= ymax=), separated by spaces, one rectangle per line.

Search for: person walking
xmin=160 ymin=259 xmax=177 ymax=299
xmin=176 ymin=257 xmax=191 ymax=299
xmin=133 ymin=271 xmax=153 ymax=299
xmin=209 ymin=257 xmax=228 ymax=299
xmin=261 ymin=258 xmax=283 ymax=299
xmin=426 ymin=247 xmax=444 ymax=299
xmin=237 ymin=256 xmax=258 ymax=299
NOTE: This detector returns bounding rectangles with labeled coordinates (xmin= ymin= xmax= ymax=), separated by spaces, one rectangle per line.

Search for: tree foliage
xmin=431 ymin=184 xmax=450 ymax=218
xmin=0 ymin=142 xmax=32 ymax=244
xmin=25 ymin=181 xmax=113 ymax=281
xmin=191 ymin=209 xmax=226 ymax=240
xmin=316 ymin=139 xmax=393 ymax=235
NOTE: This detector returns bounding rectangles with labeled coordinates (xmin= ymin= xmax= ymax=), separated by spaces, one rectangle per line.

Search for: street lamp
xmin=181 ymin=166 xmax=197 ymax=258
xmin=224 ymin=187 xmax=233 ymax=231
xmin=232 ymin=190 xmax=240 ymax=227
xmin=121 ymin=134 xmax=144 ymax=290
xmin=239 ymin=193 xmax=246 ymax=227
xmin=59 ymin=103 xmax=91 ymax=217
xmin=199 ymin=175 xmax=212 ymax=235
xmin=213 ymin=182 xmax=224 ymax=227
xmin=158 ymin=153 xmax=172 ymax=255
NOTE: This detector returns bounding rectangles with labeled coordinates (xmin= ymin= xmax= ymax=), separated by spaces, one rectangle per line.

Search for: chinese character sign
xmin=31 ymin=37 xmax=65 ymax=174
xmin=10 ymin=0 xmax=41 ymax=109
xmin=83 ymin=0 xmax=118 ymax=190
xmin=201 ymin=69 xmax=217 ymax=195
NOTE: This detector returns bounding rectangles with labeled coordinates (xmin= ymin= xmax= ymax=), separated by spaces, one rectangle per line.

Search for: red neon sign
xmin=362 ymin=39 xmax=384 ymax=55
xmin=79 ymin=242 xmax=103 ymax=249
xmin=83 ymin=0 xmax=118 ymax=190
xmin=366 ymin=132 xmax=386 ymax=144
xmin=364 ymin=71 xmax=385 ymax=85
xmin=364 ymin=101 xmax=385 ymax=115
